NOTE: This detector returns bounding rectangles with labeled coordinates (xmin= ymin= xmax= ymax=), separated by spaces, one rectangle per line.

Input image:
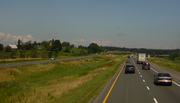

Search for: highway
xmin=92 ymin=57 xmax=180 ymax=103
xmin=0 ymin=56 xmax=94 ymax=67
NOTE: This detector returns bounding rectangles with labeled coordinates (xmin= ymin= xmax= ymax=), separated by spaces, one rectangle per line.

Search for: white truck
xmin=137 ymin=53 xmax=146 ymax=64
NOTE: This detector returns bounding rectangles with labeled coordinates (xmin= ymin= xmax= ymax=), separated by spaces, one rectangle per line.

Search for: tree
xmin=64 ymin=47 xmax=70 ymax=53
xmin=69 ymin=44 xmax=75 ymax=49
xmin=31 ymin=48 xmax=38 ymax=58
xmin=17 ymin=39 xmax=21 ymax=49
xmin=33 ymin=41 xmax=37 ymax=48
xmin=62 ymin=42 xmax=70 ymax=47
xmin=24 ymin=40 xmax=33 ymax=50
xmin=0 ymin=43 xmax=3 ymax=51
xmin=78 ymin=45 xmax=84 ymax=49
xmin=88 ymin=43 xmax=101 ymax=54
xmin=5 ymin=46 xmax=11 ymax=52
xmin=51 ymin=39 xmax=62 ymax=51
xmin=99 ymin=46 xmax=104 ymax=52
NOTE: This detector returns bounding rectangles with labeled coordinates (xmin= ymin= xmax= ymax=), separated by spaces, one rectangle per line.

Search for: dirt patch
xmin=0 ymin=58 xmax=42 ymax=62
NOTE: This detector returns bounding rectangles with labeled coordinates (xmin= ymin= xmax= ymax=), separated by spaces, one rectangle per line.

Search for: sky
xmin=0 ymin=0 xmax=180 ymax=49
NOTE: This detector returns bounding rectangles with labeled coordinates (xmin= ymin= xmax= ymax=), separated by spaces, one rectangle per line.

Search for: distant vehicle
xmin=142 ymin=62 xmax=150 ymax=70
xmin=137 ymin=53 xmax=146 ymax=64
xmin=128 ymin=55 xmax=130 ymax=58
xmin=51 ymin=57 xmax=55 ymax=60
xmin=125 ymin=64 xmax=135 ymax=73
xmin=126 ymin=60 xmax=130 ymax=63
xmin=154 ymin=73 xmax=172 ymax=86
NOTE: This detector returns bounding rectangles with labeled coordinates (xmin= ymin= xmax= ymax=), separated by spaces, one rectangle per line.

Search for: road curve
xmin=92 ymin=57 xmax=180 ymax=103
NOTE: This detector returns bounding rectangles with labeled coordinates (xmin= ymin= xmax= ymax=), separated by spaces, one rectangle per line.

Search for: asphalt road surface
xmin=92 ymin=57 xmax=180 ymax=103
xmin=0 ymin=56 xmax=95 ymax=67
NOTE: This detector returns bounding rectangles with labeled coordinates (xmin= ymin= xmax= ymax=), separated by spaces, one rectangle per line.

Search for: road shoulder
xmin=146 ymin=60 xmax=180 ymax=81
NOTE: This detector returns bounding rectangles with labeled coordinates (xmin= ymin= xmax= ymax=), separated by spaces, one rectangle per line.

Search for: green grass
xmin=53 ymin=56 xmax=126 ymax=103
xmin=147 ymin=57 xmax=180 ymax=72
xmin=0 ymin=55 xmax=126 ymax=103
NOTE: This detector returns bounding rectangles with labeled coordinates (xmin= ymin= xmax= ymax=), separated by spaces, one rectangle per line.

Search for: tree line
xmin=103 ymin=46 xmax=180 ymax=60
xmin=0 ymin=39 xmax=104 ymax=59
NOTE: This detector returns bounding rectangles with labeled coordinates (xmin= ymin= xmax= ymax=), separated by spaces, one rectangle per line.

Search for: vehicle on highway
xmin=142 ymin=62 xmax=150 ymax=70
xmin=51 ymin=57 xmax=55 ymax=60
xmin=154 ymin=73 xmax=172 ymax=86
xmin=126 ymin=60 xmax=130 ymax=63
xmin=125 ymin=64 xmax=135 ymax=73
xmin=137 ymin=53 xmax=146 ymax=64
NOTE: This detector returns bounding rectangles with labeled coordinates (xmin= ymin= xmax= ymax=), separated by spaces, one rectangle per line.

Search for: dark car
xmin=154 ymin=73 xmax=172 ymax=86
xmin=142 ymin=62 xmax=150 ymax=70
xmin=125 ymin=64 xmax=135 ymax=73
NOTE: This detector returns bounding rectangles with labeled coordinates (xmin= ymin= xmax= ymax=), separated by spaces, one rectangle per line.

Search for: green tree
xmin=99 ymin=46 xmax=104 ymax=52
xmin=10 ymin=50 xmax=16 ymax=59
xmin=51 ymin=39 xmax=62 ymax=51
xmin=31 ymin=48 xmax=38 ymax=58
xmin=5 ymin=46 xmax=11 ymax=52
xmin=64 ymin=47 xmax=70 ymax=53
xmin=169 ymin=53 xmax=176 ymax=61
xmin=62 ymin=41 xmax=70 ymax=47
xmin=24 ymin=40 xmax=33 ymax=50
xmin=17 ymin=39 xmax=21 ymax=49
xmin=0 ymin=43 xmax=3 ymax=51
xmin=88 ymin=43 xmax=101 ymax=54
xmin=69 ymin=44 xmax=75 ymax=49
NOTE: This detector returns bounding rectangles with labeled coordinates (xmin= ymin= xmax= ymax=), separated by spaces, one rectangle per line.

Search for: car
xmin=51 ymin=57 xmax=55 ymax=60
xmin=126 ymin=60 xmax=130 ymax=63
xmin=154 ymin=73 xmax=172 ymax=86
xmin=125 ymin=64 xmax=135 ymax=73
xmin=142 ymin=62 xmax=150 ymax=70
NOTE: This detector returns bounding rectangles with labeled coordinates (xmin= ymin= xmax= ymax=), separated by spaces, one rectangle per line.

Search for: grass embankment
xmin=0 ymin=55 xmax=126 ymax=103
xmin=147 ymin=57 xmax=180 ymax=72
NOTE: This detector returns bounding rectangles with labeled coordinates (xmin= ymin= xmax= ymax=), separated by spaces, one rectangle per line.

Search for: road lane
xmin=92 ymin=57 xmax=180 ymax=103
xmin=131 ymin=58 xmax=180 ymax=103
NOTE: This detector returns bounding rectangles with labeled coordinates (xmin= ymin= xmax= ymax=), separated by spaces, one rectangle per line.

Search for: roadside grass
xmin=147 ymin=57 xmax=180 ymax=72
xmin=0 ymin=47 xmax=89 ymax=64
xmin=0 ymin=55 xmax=126 ymax=103
xmin=54 ymin=56 xmax=125 ymax=103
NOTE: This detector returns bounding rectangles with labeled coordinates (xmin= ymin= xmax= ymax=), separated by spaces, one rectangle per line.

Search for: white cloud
xmin=71 ymin=39 xmax=86 ymax=45
xmin=26 ymin=34 xmax=33 ymax=39
xmin=91 ymin=40 xmax=114 ymax=46
xmin=0 ymin=32 xmax=40 ymax=46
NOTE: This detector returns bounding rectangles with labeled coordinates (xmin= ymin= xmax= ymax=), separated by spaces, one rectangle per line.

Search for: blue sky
xmin=0 ymin=0 xmax=180 ymax=49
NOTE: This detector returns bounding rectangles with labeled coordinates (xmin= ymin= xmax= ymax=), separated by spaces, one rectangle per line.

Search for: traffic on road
xmin=92 ymin=56 xmax=180 ymax=103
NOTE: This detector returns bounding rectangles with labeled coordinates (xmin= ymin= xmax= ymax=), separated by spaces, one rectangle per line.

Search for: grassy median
xmin=0 ymin=55 xmax=126 ymax=103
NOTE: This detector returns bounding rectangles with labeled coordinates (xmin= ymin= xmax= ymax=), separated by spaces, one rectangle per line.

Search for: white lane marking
xmin=153 ymin=98 xmax=158 ymax=103
xmin=143 ymin=79 xmax=145 ymax=82
xmin=146 ymin=86 xmax=150 ymax=90
xmin=140 ymin=75 xmax=142 ymax=77
xmin=139 ymin=72 xmax=141 ymax=74
xmin=151 ymin=67 xmax=180 ymax=88
xmin=172 ymin=81 xmax=180 ymax=87
xmin=150 ymin=67 xmax=158 ymax=73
